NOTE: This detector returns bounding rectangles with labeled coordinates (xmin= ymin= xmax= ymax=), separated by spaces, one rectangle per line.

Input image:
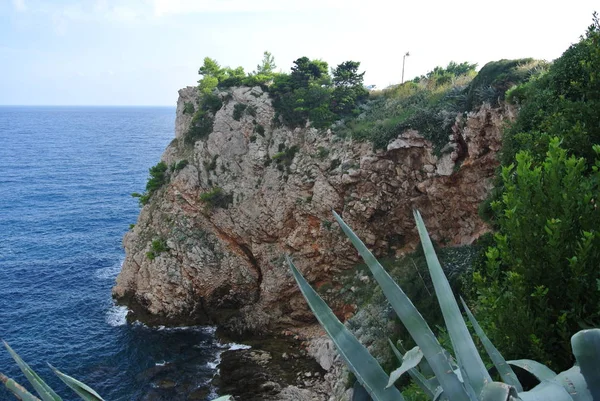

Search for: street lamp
xmin=402 ymin=52 xmax=410 ymax=84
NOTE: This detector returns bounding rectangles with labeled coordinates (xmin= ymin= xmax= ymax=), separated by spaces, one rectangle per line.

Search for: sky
xmin=0 ymin=0 xmax=598 ymax=106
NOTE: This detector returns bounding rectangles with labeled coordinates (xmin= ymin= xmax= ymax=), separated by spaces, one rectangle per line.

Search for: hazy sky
xmin=1 ymin=0 xmax=597 ymax=105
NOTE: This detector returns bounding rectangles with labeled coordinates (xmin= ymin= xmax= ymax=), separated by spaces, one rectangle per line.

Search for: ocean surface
xmin=0 ymin=106 xmax=235 ymax=400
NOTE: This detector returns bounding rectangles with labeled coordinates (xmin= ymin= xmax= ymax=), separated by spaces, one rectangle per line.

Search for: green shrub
xmin=146 ymin=237 xmax=169 ymax=260
xmin=131 ymin=161 xmax=169 ymax=206
xmin=254 ymin=124 xmax=265 ymax=136
xmin=316 ymin=146 xmax=330 ymax=159
xmin=271 ymin=145 xmax=299 ymax=173
xmin=472 ymin=138 xmax=600 ymax=370
xmin=183 ymin=101 xmax=195 ymax=115
xmin=200 ymin=187 xmax=233 ymax=210
xmin=233 ymin=103 xmax=247 ymax=121
xmin=502 ymin=15 xmax=600 ymax=165
xmin=173 ymin=159 xmax=188 ymax=171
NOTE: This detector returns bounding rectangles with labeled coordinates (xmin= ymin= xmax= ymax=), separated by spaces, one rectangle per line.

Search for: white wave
xmin=217 ymin=342 xmax=252 ymax=351
xmin=94 ymin=259 xmax=124 ymax=280
xmin=155 ymin=360 xmax=168 ymax=366
xmin=106 ymin=305 xmax=128 ymax=327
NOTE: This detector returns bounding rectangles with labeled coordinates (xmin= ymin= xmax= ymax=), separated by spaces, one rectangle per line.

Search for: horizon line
xmin=0 ymin=104 xmax=176 ymax=107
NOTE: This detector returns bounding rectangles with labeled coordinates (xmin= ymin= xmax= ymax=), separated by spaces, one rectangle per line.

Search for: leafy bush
xmin=131 ymin=161 xmax=169 ymax=206
xmin=200 ymin=187 xmax=233 ymax=210
xmin=172 ymin=159 xmax=188 ymax=171
xmin=501 ymin=14 xmax=600 ymax=165
xmin=288 ymin=211 xmax=600 ymax=401
xmin=472 ymin=138 xmax=600 ymax=370
xmin=183 ymin=101 xmax=195 ymax=115
xmin=271 ymin=145 xmax=299 ymax=173
xmin=464 ymin=58 xmax=545 ymax=110
xmin=146 ymin=237 xmax=169 ymax=260
xmin=233 ymin=103 xmax=247 ymax=121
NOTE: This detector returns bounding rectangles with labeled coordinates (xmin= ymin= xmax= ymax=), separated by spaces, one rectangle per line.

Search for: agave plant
xmin=0 ymin=341 xmax=232 ymax=401
xmin=287 ymin=210 xmax=600 ymax=401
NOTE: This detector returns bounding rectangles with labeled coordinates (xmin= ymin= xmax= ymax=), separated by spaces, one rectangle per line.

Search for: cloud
xmin=12 ymin=0 xmax=26 ymax=12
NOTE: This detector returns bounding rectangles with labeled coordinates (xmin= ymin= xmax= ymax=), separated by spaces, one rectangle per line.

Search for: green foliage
xmin=200 ymin=187 xmax=233 ymax=210
xmin=146 ymin=237 xmax=168 ymax=260
xmin=185 ymin=93 xmax=223 ymax=146
xmin=233 ymin=103 xmax=247 ymax=121
xmin=464 ymin=58 xmax=545 ymax=110
xmin=254 ymin=123 xmax=265 ymax=136
xmin=289 ymin=211 xmax=600 ymax=401
xmin=473 ymin=138 xmax=600 ymax=370
xmin=502 ymin=15 xmax=600 ymax=165
xmin=1 ymin=340 xmax=106 ymax=400
xmin=172 ymin=159 xmax=188 ymax=171
xmin=183 ymin=101 xmax=195 ymax=115
xmin=316 ymin=146 xmax=330 ymax=159
xmin=255 ymin=51 xmax=276 ymax=75
xmin=131 ymin=161 xmax=169 ymax=206
xmin=271 ymin=145 xmax=299 ymax=173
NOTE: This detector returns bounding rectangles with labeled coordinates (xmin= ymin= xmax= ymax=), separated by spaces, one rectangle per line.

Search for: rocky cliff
xmin=113 ymin=85 xmax=513 ymax=334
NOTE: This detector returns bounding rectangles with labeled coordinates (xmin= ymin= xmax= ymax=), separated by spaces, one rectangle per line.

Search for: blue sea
xmin=0 ymin=106 xmax=231 ymax=400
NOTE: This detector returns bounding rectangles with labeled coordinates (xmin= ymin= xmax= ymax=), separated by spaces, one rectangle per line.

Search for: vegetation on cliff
xmin=470 ymin=13 xmax=600 ymax=371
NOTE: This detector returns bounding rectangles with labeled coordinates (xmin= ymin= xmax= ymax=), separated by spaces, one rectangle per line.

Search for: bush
xmin=172 ymin=159 xmax=189 ymax=171
xmin=501 ymin=15 xmax=600 ymax=165
xmin=146 ymin=237 xmax=169 ymax=260
xmin=131 ymin=161 xmax=169 ymax=206
xmin=200 ymin=187 xmax=233 ymax=210
xmin=233 ymin=103 xmax=247 ymax=121
xmin=183 ymin=101 xmax=195 ymax=115
xmin=473 ymin=138 xmax=600 ymax=370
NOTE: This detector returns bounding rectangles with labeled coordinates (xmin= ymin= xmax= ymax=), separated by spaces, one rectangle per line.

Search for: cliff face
xmin=113 ymin=85 xmax=513 ymax=333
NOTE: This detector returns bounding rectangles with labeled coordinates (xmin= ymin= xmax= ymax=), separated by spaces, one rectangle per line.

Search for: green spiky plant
xmin=287 ymin=210 xmax=600 ymax=401
xmin=0 ymin=341 xmax=232 ymax=401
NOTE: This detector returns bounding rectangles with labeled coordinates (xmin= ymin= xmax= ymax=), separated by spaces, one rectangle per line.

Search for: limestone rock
xmin=113 ymin=87 xmax=510 ymax=332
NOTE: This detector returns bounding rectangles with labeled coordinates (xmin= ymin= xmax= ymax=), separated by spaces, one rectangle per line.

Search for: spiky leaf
xmin=332 ymin=211 xmax=470 ymax=401
xmin=460 ymin=297 xmax=523 ymax=391
xmin=287 ymin=256 xmax=403 ymax=401
xmin=388 ymin=339 xmax=436 ymax=398
xmin=49 ymin=365 xmax=105 ymax=401
xmin=3 ymin=341 xmax=62 ymax=401
xmin=387 ymin=346 xmax=424 ymax=388
xmin=506 ymin=360 xmax=556 ymax=381
xmin=1 ymin=372 xmax=42 ymax=401
xmin=413 ymin=210 xmax=491 ymax=394
xmin=571 ymin=329 xmax=600 ymax=399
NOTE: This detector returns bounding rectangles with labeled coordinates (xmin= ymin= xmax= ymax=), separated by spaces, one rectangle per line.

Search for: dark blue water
xmin=0 ymin=107 xmax=227 ymax=400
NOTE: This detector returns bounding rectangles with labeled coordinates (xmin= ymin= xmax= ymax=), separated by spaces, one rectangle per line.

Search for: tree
xmin=290 ymin=57 xmax=330 ymax=89
xmin=198 ymin=57 xmax=225 ymax=94
xmin=256 ymin=51 xmax=276 ymax=75
xmin=332 ymin=61 xmax=365 ymax=87
xmin=331 ymin=61 xmax=368 ymax=116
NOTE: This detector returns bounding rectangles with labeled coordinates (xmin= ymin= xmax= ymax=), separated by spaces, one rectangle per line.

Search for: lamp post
xmin=402 ymin=52 xmax=410 ymax=84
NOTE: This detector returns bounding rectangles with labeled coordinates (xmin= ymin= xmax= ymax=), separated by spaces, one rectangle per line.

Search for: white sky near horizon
xmin=0 ymin=0 xmax=597 ymax=105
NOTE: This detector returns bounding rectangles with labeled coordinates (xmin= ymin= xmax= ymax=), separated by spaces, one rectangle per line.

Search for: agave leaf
xmin=518 ymin=380 xmax=573 ymax=401
xmin=388 ymin=339 xmax=436 ymax=398
xmin=413 ymin=210 xmax=492 ymax=394
xmin=3 ymin=341 xmax=62 ymax=401
xmin=387 ymin=346 xmax=424 ymax=388
xmin=1 ymin=372 xmax=43 ymax=401
xmin=49 ymin=365 xmax=105 ymax=401
xmin=506 ymin=360 xmax=556 ymax=381
xmin=570 ymin=329 xmax=600 ymax=399
xmin=287 ymin=257 xmax=403 ymax=401
xmin=479 ymin=382 xmax=519 ymax=401
xmin=552 ymin=365 xmax=592 ymax=401
xmin=460 ymin=297 xmax=523 ymax=391
xmin=332 ymin=211 xmax=471 ymax=401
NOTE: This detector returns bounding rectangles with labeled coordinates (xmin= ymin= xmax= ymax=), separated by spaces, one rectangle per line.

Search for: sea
xmin=0 ymin=106 xmax=240 ymax=401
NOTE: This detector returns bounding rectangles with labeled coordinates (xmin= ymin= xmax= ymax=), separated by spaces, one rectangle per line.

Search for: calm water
xmin=0 ymin=106 xmax=229 ymax=400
